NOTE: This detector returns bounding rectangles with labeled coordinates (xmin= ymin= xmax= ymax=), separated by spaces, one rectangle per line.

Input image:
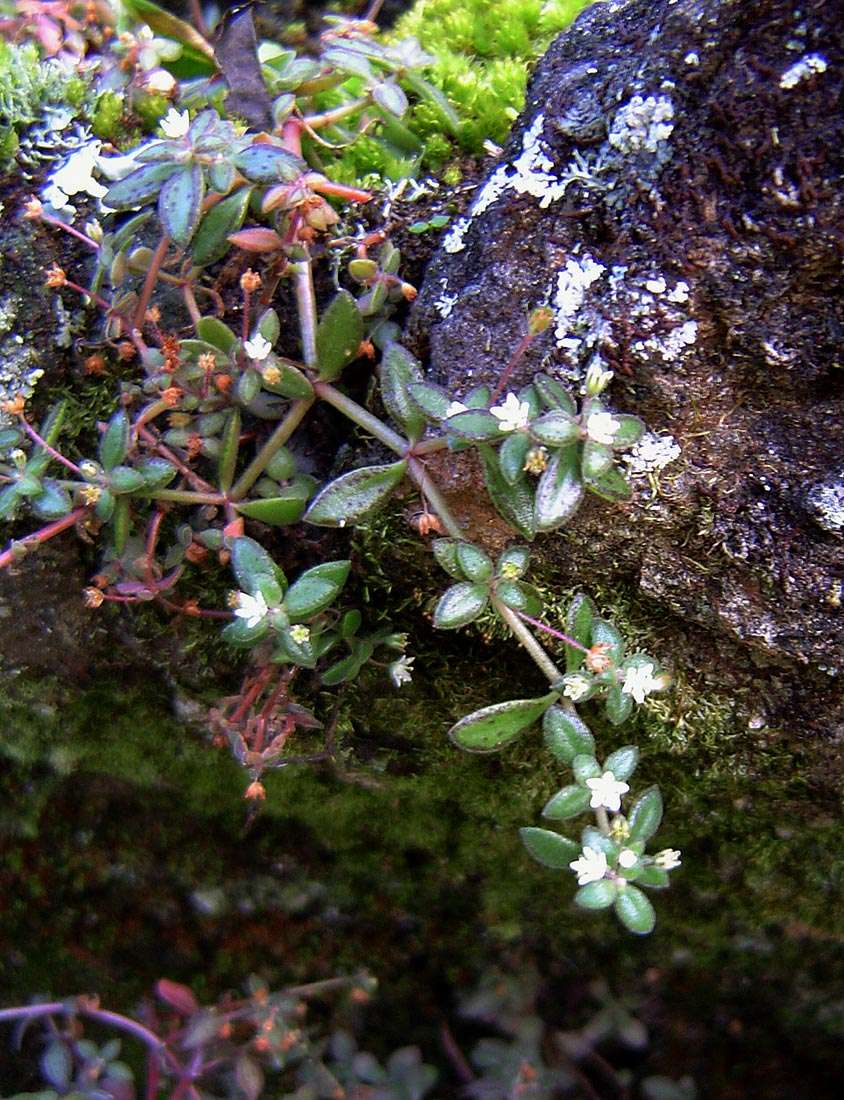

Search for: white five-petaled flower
xmin=584 ymin=361 xmax=615 ymax=396
xmin=160 ymin=108 xmax=190 ymax=139
xmin=444 ymin=401 xmax=468 ymax=418
xmin=244 ymin=334 xmax=272 ymax=361
xmin=617 ymin=848 xmax=638 ymax=869
xmin=585 ymin=770 xmax=630 ymax=813
xmin=490 ymin=392 xmax=531 ymax=433
xmin=569 ymin=846 xmax=608 ymax=886
xmin=234 ymin=591 xmax=269 ymax=629
xmin=388 ymin=654 xmax=415 ymax=687
xmin=585 ymin=410 xmax=620 ymax=445
xmin=620 ymin=661 xmax=662 ymax=705
xmin=289 ymin=624 xmax=311 ymax=645
xmin=653 ymin=848 xmax=682 ymax=870
xmin=562 ymin=673 xmax=591 ymax=701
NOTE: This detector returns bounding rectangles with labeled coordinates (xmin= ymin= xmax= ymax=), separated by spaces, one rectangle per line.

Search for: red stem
xmin=490 ymin=330 xmax=535 ymax=404
xmin=134 ymin=235 xmax=171 ymax=331
xmin=19 ymin=417 xmax=83 ymax=477
xmin=0 ymin=508 xmax=87 ymax=570
xmin=514 ymin=610 xmax=590 ymax=654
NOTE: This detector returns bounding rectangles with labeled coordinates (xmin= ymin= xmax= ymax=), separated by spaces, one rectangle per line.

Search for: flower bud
xmin=527 ymin=306 xmax=553 ymax=336
xmin=584 ymin=358 xmax=614 ymax=396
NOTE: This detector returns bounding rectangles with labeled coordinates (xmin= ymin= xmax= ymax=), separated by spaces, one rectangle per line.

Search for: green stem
xmin=229 ymin=399 xmax=314 ymax=501
xmin=292 ymin=261 xmax=318 ymax=368
xmin=410 ymin=436 xmax=449 ymax=456
xmin=595 ymin=807 xmax=611 ymax=836
xmin=148 ymin=489 xmax=225 ymax=505
xmin=492 ymin=597 xmax=565 ymax=685
xmin=314 ymin=382 xmax=408 ymax=455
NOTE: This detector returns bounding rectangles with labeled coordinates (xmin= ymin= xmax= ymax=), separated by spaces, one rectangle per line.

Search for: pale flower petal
xmin=569 ymin=846 xmax=608 ymax=886
xmin=388 ymin=654 xmax=415 ymax=687
xmin=621 ymin=662 xmax=662 ymax=705
xmin=160 ymin=108 xmax=190 ymax=139
xmin=234 ymin=590 xmax=269 ymax=629
xmin=585 ymin=770 xmax=630 ymax=812
xmin=586 ymin=410 xmax=620 ymax=445
xmin=490 ymin=392 xmax=531 ymax=432
xmin=244 ymin=334 xmax=273 ymax=361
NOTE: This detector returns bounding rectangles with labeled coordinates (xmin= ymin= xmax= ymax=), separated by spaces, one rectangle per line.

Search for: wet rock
xmin=408 ymin=0 xmax=844 ymax=702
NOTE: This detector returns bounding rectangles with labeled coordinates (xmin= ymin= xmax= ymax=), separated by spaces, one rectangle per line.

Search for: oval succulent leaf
xmin=284 ymin=560 xmax=350 ymax=620
xmin=575 ymin=880 xmax=617 ymax=910
xmin=192 ymin=186 xmax=253 ymax=266
xmin=479 ymin=445 xmax=536 ymax=541
xmin=407 ymin=381 xmax=453 ymax=420
xmin=498 ymin=431 xmax=531 ymax=485
xmin=456 ymin=541 xmax=493 ymax=583
xmin=494 ymin=579 xmax=542 ymax=617
xmin=304 ymin=460 xmax=407 ymax=527
xmin=236 ymin=496 xmax=306 ymax=526
xmin=584 ymin=463 xmax=632 ymax=502
xmin=234 ymin=141 xmax=305 ymax=182
xmin=448 ymin=693 xmax=557 ymax=753
xmin=446 ymin=409 xmax=503 ymax=441
xmin=433 ymin=581 xmax=489 ymax=630
xmin=379 ymin=342 xmax=426 ymax=441
xmin=605 ymin=684 xmax=634 ymax=726
xmin=611 ymin=414 xmax=647 ymax=449
xmin=627 ymin=786 xmax=663 ymax=842
xmin=543 ymin=706 xmax=595 ymax=763
xmin=99 ymin=409 xmax=130 ymax=472
xmin=565 ymin=593 xmax=596 ymax=671
xmin=533 ymin=373 xmax=577 ymax=415
xmin=316 ymin=291 xmax=364 ymax=381
xmin=31 ymin=480 xmax=72 ymax=520
xmin=196 ymin=316 xmax=238 ymax=354
xmin=534 ymin=445 xmax=584 ymax=531
xmin=104 ymin=162 xmax=180 ymax=209
xmin=158 ymin=163 xmax=204 ymax=246
xmin=432 ymin=538 xmax=465 ymax=579
xmin=636 ymin=865 xmax=670 ymax=889
xmin=614 ymin=884 xmax=656 ymax=934
xmin=542 ymin=784 xmax=592 ymax=820
xmin=520 ymin=827 xmax=580 ymax=870
xmin=531 ymin=410 xmax=580 ymax=448
xmin=604 ymin=744 xmax=639 ymax=781
xmin=496 ymin=544 xmax=530 ymax=578
xmin=231 ymin=535 xmax=286 ymax=598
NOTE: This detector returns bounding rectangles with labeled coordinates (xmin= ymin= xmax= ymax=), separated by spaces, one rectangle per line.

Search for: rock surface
xmin=409 ymin=0 xmax=844 ymax=752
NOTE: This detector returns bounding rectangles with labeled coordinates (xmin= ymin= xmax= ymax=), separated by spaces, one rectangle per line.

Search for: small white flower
xmin=145 ymin=68 xmax=177 ymax=95
xmin=244 ymin=334 xmax=272 ymax=361
xmin=653 ymin=848 xmax=682 ymax=870
xmin=388 ymin=654 xmax=415 ymax=687
xmin=584 ymin=361 xmax=614 ymax=396
xmin=586 ymin=410 xmax=620 ymax=445
xmin=444 ymin=401 xmax=468 ymax=418
xmin=585 ymin=770 xmax=630 ymax=813
xmin=621 ymin=662 xmax=662 ymax=705
xmin=289 ymin=624 xmax=311 ymax=645
xmin=234 ymin=591 xmax=269 ymax=629
xmin=562 ymin=673 xmax=591 ymax=701
xmin=618 ymin=848 xmax=638 ymax=869
xmin=160 ymin=108 xmax=190 ymax=139
xmin=43 ymin=142 xmax=109 ymax=212
xmin=490 ymin=392 xmax=531 ymax=433
xmin=569 ymin=846 xmax=608 ymax=886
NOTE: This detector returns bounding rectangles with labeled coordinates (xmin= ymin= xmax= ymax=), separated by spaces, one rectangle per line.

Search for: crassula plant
xmin=0 ymin=0 xmax=680 ymax=935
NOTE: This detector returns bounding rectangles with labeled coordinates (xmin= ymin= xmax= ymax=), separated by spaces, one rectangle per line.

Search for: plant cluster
xmin=1 ymin=0 xmax=679 ymax=936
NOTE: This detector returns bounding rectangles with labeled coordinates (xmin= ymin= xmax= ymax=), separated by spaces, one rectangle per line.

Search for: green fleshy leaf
xmin=496 ymin=545 xmax=530 ymax=578
xmin=99 ymin=409 xmax=130 ymax=472
xmin=234 ymin=142 xmax=305 ymax=183
xmin=493 ymin=579 xmax=542 ymax=617
xmin=237 ymin=369 xmax=261 ymax=406
xmin=575 ymin=880 xmax=617 ymax=910
xmin=446 ymin=409 xmax=503 ymax=442
xmin=498 ymin=432 xmax=531 ymax=485
xmin=628 ymin=786 xmax=663 ymax=842
xmin=433 ymin=581 xmax=489 ymax=629
xmin=448 ymin=692 xmax=557 ymax=753
xmin=582 ymin=440 xmax=613 ymax=478
xmin=30 ymin=480 xmax=72 ymax=520
xmin=27 ymin=401 xmax=67 ymax=476
xmin=95 ymin=488 xmax=114 ymax=522
xmin=584 ymin=463 xmax=632 ymax=502
xmin=614 ymin=884 xmax=656 ymax=934
xmin=196 ymin=316 xmax=238 ymax=354
xmin=111 ymin=495 xmax=130 ymax=554
xmin=432 ymin=538 xmax=465 ymax=579
xmin=605 ymin=684 xmax=634 ymax=726
xmin=137 ymin=457 xmax=177 ymax=488
xmin=604 ymin=745 xmax=639 ymax=782
xmin=372 ymin=79 xmax=409 ymax=117
xmin=379 ymin=342 xmax=426 ymax=442
xmin=407 ymin=381 xmax=453 ymax=421
xmin=456 ymin=541 xmax=493 ymax=583
xmin=637 ymin=865 xmax=670 ymax=889
xmin=304 ymin=460 xmax=407 ymax=527
xmin=479 ymin=445 xmax=536 ymax=541
xmin=284 ymin=560 xmax=350 ymax=620
xmin=565 ymin=593 xmax=596 ymax=672
xmin=530 ymin=410 xmax=579 ymax=448
xmin=534 ymin=445 xmax=583 ymax=531
xmin=572 ymin=753 xmax=601 ymax=784
xmin=256 ymin=309 xmax=280 ymax=344
xmin=520 ymin=827 xmax=580 ymax=870
xmin=104 ymin=162 xmax=180 ymax=209
xmin=542 ymin=784 xmax=592 ymax=821
xmin=109 ymin=465 xmax=146 ymax=494
xmin=217 ymin=409 xmax=240 ymax=493
xmin=0 ymin=485 xmax=21 ymax=520
xmin=208 ymin=159 xmax=235 ymax=194
xmin=236 ymin=496 xmax=306 ymax=526
xmin=121 ymin=0 xmax=215 ymax=61
xmin=543 ymin=706 xmax=595 ymax=764
xmin=192 ymin=186 xmax=253 ymax=266
xmin=221 ymin=616 xmax=271 ymax=648
xmin=230 ymin=536 xmax=286 ymax=600
xmin=581 ymin=826 xmax=620 ymax=859
xmin=158 ymin=163 xmax=204 ymax=246
xmin=612 ymin=414 xmax=646 ymax=449
xmin=262 ymin=360 xmax=314 ymax=399
xmin=316 ymin=291 xmax=363 ymax=381
xmin=533 ymin=373 xmax=576 ymax=415
xmin=265 ymin=448 xmax=297 ymax=482
xmin=591 ymin=619 xmax=624 ymax=661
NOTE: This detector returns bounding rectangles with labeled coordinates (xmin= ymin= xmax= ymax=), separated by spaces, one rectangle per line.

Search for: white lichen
xmin=553 ymin=254 xmax=606 ymax=347
xmin=779 ymin=53 xmax=828 ymax=90
xmin=41 ymin=139 xmax=109 ymax=213
xmin=624 ymin=432 xmax=681 ymax=476
xmin=442 ymin=216 xmax=469 ymax=254
xmin=806 ymin=476 xmax=844 ymax=536
xmin=608 ymin=95 xmax=675 ymax=155
xmin=0 ymin=295 xmax=45 ymax=432
xmin=634 ymin=319 xmax=698 ymax=363
xmin=434 ymin=279 xmax=458 ymax=319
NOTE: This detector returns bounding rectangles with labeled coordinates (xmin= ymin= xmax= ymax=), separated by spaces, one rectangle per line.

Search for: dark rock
xmin=408 ymin=0 xmax=844 ymax=736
